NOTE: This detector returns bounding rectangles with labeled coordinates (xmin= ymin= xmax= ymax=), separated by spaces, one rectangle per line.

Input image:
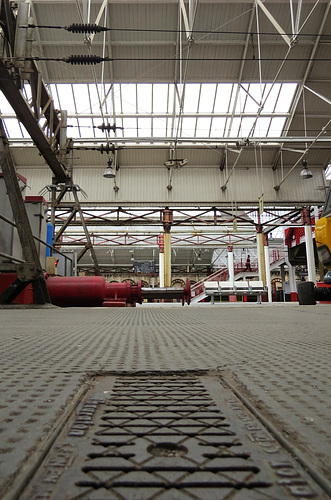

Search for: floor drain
xmin=147 ymin=442 xmax=188 ymax=457
xmin=21 ymin=375 xmax=326 ymax=499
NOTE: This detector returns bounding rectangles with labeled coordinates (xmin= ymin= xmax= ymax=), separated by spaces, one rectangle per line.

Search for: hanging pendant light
xmin=103 ymin=157 xmax=116 ymax=178
xmin=300 ymin=158 xmax=313 ymax=179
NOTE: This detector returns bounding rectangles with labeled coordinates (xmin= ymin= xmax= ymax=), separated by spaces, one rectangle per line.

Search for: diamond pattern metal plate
xmin=21 ymin=374 xmax=327 ymax=500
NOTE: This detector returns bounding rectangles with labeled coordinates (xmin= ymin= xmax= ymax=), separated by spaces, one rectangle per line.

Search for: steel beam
xmin=0 ymin=0 xmax=70 ymax=181
xmin=256 ymin=0 xmax=292 ymax=47
xmin=6 ymin=136 xmax=331 ymax=148
xmin=0 ymin=120 xmax=50 ymax=304
xmin=0 ymin=61 xmax=68 ymax=180
xmin=72 ymin=189 xmax=101 ymax=275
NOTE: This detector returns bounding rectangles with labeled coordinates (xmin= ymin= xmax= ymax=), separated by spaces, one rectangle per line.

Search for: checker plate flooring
xmin=21 ymin=375 xmax=327 ymax=500
xmin=1 ymin=305 xmax=330 ymax=499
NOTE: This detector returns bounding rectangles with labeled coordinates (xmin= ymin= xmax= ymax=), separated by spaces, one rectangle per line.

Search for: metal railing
xmin=191 ymin=267 xmax=228 ymax=298
xmin=0 ymin=213 xmax=71 ymax=268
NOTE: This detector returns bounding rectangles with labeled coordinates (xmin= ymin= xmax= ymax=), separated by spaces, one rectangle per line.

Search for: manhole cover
xmin=21 ymin=375 xmax=327 ymax=499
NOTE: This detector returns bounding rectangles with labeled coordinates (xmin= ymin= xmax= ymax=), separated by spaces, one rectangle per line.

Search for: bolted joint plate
xmin=16 ymin=262 xmax=44 ymax=282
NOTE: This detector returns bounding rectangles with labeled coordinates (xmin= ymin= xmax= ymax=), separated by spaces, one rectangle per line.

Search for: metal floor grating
xmin=0 ymin=305 xmax=330 ymax=499
xmin=21 ymin=375 xmax=327 ymax=500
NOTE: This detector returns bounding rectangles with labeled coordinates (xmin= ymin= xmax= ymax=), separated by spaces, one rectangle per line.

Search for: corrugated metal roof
xmin=2 ymin=0 xmax=331 ymax=215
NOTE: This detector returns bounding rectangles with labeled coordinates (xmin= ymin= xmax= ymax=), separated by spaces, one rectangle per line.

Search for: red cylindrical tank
xmin=46 ymin=276 xmax=142 ymax=307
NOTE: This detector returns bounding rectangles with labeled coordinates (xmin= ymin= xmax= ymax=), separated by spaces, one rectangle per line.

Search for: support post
xmin=72 ymin=189 xmax=101 ymax=276
xmin=256 ymin=224 xmax=266 ymax=285
xmin=158 ymin=234 xmax=165 ymax=288
xmin=302 ymin=208 xmax=316 ymax=284
xmin=228 ymin=245 xmax=234 ymax=283
xmin=162 ymin=209 xmax=173 ymax=287
xmin=228 ymin=244 xmax=236 ymax=302
xmin=0 ymin=120 xmax=50 ymax=304
xmin=280 ymin=264 xmax=286 ymax=302
xmin=164 ymin=233 xmax=171 ymax=288
xmin=286 ymin=259 xmax=297 ymax=301
xmin=264 ymin=234 xmax=272 ymax=302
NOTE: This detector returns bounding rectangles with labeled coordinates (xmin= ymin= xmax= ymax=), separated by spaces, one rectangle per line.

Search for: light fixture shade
xmin=300 ymin=167 xmax=313 ymax=179
xmin=164 ymin=160 xmax=175 ymax=168
xmin=164 ymin=158 xmax=188 ymax=168
xmin=103 ymin=166 xmax=116 ymax=178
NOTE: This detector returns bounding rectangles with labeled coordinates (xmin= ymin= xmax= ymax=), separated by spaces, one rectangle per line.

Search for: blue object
xmin=46 ymin=223 xmax=54 ymax=257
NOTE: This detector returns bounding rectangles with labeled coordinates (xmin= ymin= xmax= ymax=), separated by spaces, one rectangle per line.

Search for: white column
xmin=164 ymin=232 xmax=171 ymax=287
xmin=159 ymin=252 xmax=165 ymax=288
xmin=280 ymin=264 xmax=286 ymax=302
xmin=257 ymin=230 xmax=266 ymax=285
xmin=228 ymin=245 xmax=234 ymax=283
xmin=264 ymin=244 xmax=272 ymax=302
xmin=286 ymin=260 xmax=297 ymax=301
xmin=304 ymin=225 xmax=316 ymax=283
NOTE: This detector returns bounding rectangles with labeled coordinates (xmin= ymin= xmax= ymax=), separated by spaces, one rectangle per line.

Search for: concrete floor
xmin=0 ymin=303 xmax=330 ymax=499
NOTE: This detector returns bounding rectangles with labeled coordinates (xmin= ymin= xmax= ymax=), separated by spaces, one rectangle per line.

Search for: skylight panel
xmin=252 ymin=117 xmax=271 ymax=138
xmin=209 ymin=117 xmax=226 ymax=138
xmin=183 ymin=84 xmax=200 ymax=113
xmin=153 ymin=84 xmax=169 ymax=113
xmin=88 ymin=84 xmax=114 ymax=114
xmin=268 ymin=117 xmax=286 ymax=137
xmin=235 ymin=84 xmax=248 ymax=114
xmin=214 ymin=84 xmax=235 ymax=113
xmin=67 ymin=117 xmax=79 ymax=138
xmin=275 ymin=83 xmax=297 ymax=112
xmin=87 ymin=84 xmax=99 ymax=114
xmin=196 ymin=117 xmax=212 ymax=136
xmin=137 ymin=84 xmax=152 ymax=114
xmin=228 ymin=117 xmax=242 ymax=137
xmin=1 ymin=80 xmax=296 ymax=143
xmin=138 ymin=117 xmax=152 ymax=138
xmin=167 ymin=84 xmax=175 ymax=114
xmin=56 ymin=84 xmax=75 ymax=113
xmin=0 ymin=92 xmax=15 ymax=113
xmin=152 ymin=117 xmax=167 ymax=137
xmin=19 ymin=122 xmax=30 ymax=139
xmin=181 ymin=117 xmax=197 ymax=137
xmin=93 ymin=121 xmax=107 ymax=139
xmin=244 ymin=84 xmax=262 ymax=113
xmin=22 ymin=85 xmax=32 ymax=104
xmin=168 ymin=117 xmax=178 ymax=137
xmin=49 ymin=84 xmax=60 ymax=109
xmin=121 ymin=84 xmax=136 ymax=114
xmin=77 ymin=118 xmax=94 ymax=138
xmin=114 ymin=122 xmax=124 ymax=138
xmin=4 ymin=118 xmax=24 ymax=138
xmin=262 ymin=83 xmax=281 ymax=113
xmin=240 ymin=117 xmax=256 ymax=136
xmin=199 ymin=84 xmax=217 ymax=112
xmin=112 ymin=84 xmax=121 ymax=114
xmin=122 ymin=118 xmax=137 ymax=137
xmin=73 ymin=84 xmax=90 ymax=114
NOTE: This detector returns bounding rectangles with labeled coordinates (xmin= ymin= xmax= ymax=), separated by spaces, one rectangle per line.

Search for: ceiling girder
xmin=0 ymin=1 xmax=69 ymax=181
xmin=0 ymin=61 xmax=68 ymax=180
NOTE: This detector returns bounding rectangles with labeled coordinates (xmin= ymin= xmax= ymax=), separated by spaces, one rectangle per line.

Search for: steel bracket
xmin=16 ymin=262 xmax=43 ymax=282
